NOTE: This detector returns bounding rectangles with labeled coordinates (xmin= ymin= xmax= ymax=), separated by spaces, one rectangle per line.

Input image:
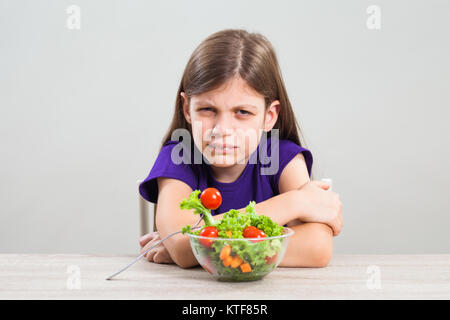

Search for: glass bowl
xmin=186 ymin=227 xmax=294 ymax=282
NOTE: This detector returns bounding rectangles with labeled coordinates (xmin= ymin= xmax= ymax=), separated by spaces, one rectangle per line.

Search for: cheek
xmin=240 ymin=125 xmax=266 ymax=157
xmin=239 ymin=118 xmax=265 ymax=140
xmin=190 ymin=118 xmax=214 ymax=147
xmin=240 ymin=137 xmax=259 ymax=159
xmin=237 ymin=122 xmax=264 ymax=144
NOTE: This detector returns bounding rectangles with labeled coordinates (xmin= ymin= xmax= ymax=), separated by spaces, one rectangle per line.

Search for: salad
xmin=180 ymin=188 xmax=286 ymax=281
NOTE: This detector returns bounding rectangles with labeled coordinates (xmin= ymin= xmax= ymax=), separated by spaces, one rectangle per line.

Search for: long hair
xmin=151 ymin=29 xmax=313 ymax=231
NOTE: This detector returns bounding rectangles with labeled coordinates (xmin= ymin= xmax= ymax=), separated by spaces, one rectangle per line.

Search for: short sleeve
xmin=138 ymin=141 xmax=198 ymax=203
xmin=269 ymin=139 xmax=313 ymax=195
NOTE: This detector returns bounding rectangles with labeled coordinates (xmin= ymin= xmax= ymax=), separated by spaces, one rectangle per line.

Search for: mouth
xmin=208 ymin=143 xmax=238 ymax=154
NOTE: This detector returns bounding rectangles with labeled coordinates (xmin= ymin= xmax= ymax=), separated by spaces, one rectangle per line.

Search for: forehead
xmin=190 ymin=77 xmax=264 ymax=109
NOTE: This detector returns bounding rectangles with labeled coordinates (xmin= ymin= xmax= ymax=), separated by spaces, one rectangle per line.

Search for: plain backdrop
xmin=1 ymin=0 xmax=449 ymax=254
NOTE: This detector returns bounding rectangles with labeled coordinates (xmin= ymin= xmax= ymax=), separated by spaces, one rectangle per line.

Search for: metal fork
xmin=106 ymin=215 xmax=204 ymax=280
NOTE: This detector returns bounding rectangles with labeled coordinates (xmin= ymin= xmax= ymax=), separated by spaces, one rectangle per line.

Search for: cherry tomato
xmin=199 ymin=226 xmax=218 ymax=248
xmin=243 ymin=226 xmax=267 ymax=243
xmin=200 ymin=188 xmax=222 ymax=210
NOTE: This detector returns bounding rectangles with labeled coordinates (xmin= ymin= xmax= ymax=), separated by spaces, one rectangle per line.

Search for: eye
xmin=237 ymin=110 xmax=251 ymax=116
xmin=199 ymin=107 xmax=215 ymax=112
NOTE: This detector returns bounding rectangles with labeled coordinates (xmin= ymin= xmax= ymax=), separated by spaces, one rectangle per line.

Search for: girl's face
xmin=182 ymin=76 xmax=280 ymax=167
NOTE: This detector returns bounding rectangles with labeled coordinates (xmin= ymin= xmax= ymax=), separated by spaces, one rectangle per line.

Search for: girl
xmin=138 ymin=29 xmax=343 ymax=268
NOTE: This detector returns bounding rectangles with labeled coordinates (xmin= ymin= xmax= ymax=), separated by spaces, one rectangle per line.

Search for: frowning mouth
xmin=208 ymin=144 xmax=238 ymax=153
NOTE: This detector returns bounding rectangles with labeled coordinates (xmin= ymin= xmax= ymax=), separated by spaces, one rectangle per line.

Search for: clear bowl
xmin=187 ymin=227 xmax=294 ymax=282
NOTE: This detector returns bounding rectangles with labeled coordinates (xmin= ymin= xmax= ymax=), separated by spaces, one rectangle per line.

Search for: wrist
xmin=290 ymin=189 xmax=310 ymax=222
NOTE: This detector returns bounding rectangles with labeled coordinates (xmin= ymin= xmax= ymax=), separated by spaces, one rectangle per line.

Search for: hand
xmin=139 ymin=231 xmax=175 ymax=264
xmin=296 ymin=180 xmax=343 ymax=236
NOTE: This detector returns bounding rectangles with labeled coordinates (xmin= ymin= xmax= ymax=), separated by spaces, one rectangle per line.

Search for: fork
xmin=106 ymin=214 xmax=204 ymax=280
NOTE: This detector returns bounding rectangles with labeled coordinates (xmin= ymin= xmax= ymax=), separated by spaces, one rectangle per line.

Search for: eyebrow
xmin=193 ymin=101 xmax=258 ymax=110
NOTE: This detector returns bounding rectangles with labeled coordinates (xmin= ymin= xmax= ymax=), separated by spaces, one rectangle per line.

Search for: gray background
xmin=1 ymin=0 xmax=449 ymax=254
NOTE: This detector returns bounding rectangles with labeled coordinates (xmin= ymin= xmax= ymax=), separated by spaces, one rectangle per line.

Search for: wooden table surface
xmin=1 ymin=254 xmax=449 ymax=299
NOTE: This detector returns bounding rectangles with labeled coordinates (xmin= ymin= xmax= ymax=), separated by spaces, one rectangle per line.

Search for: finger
xmin=335 ymin=217 xmax=343 ymax=236
xmin=312 ymin=180 xmax=330 ymax=190
xmin=147 ymin=234 xmax=162 ymax=246
xmin=321 ymin=178 xmax=333 ymax=189
xmin=330 ymin=217 xmax=340 ymax=236
xmin=146 ymin=249 xmax=156 ymax=262
xmin=141 ymin=238 xmax=160 ymax=255
xmin=154 ymin=247 xmax=174 ymax=264
xmin=333 ymin=225 xmax=339 ymax=237
xmin=152 ymin=249 xmax=160 ymax=263
xmin=143 ymin=240 xmax=160 ymax=260
xmin=139 ymin=232 xmax=156 ymax=247
xmin=327 ymin=220 xmax=337 ymax=236
xmin=153 ymin=248 xmax=165 ymax=264
xmin=333 ymin=225 xmax=340 ymax=237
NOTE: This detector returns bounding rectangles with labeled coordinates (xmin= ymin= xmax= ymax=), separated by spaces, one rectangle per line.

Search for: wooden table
xmin=1 ymin=254 xmax=449 ymax=299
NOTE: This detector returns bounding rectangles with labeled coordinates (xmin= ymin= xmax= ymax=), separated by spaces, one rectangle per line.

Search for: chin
xmin=208 ymin=160 xmax=236 ymax=167
xmin=205 ymin=155 xmax=236 ymax=167
xmin=210 ymin=153 xmax=251 ymax=166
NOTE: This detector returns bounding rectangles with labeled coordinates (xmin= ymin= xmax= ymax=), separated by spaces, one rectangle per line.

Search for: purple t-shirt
xmin=139 ymin=136 xmax=313 ymax=216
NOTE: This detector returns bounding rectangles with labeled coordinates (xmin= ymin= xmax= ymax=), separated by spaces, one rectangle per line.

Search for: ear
xmin=264 ymin=100 xmax=280 ymax=132
xmin=180 ymin=92 xmax=191 ymax=124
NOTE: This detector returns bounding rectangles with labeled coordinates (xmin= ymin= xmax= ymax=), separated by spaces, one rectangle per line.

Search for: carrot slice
xmin=222 ymin=255 xmax=233 ymax=267
xmin=240 ymin=263 xmax=252 ymax=273
xmin=230 ymin=255 xmax=243 ymax=268
xmin=225 ymin=230 xmax=232 ymax=238
xmin=220 ymin=245 xmax=231 ymax=260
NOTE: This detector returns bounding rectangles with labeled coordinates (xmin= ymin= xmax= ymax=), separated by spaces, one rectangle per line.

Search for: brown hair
xmin=151 ymin=29 xmax=312 ymax=231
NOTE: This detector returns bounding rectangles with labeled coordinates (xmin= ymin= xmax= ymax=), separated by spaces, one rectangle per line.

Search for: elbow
xmin=308 ymin=224 xmax=334 ymax=268
xmin=173 ymin=258 xmax=191 ymax=270
xmin=170 ymin=238 xmax=198 ymax=269
xmin=311 ymin=243 xmax=332 ymax=268
xmin=174 ymin=256 xmax=196 ymax=269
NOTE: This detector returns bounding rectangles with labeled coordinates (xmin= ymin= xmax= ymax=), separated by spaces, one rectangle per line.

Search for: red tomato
xmin=199 ymin=226 xmax=218 ymax=248
xmin=243 ymin=226 xmax=267 ymax=243
xmin=200 ymin=188 xmax=222 ymax=210
xmin=265 ymin=253 xmax=278 ymax=264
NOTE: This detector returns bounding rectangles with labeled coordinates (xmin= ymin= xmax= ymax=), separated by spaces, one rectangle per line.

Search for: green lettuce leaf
xmin=179 ymin=189 xmax=215 ymax=227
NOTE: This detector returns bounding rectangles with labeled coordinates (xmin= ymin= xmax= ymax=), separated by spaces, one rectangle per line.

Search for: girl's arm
xmin=155 ymin=177 xmax=305 ymax=269
xmin=274 ymin=153 xmax=339 ymax=267
xmin=279 ymin=222 xmax=333 ymax=267
xmin=155 ymin=154 xmax=342 ymax=269
xmin=232 ymin=154 xmax=340 ymax=267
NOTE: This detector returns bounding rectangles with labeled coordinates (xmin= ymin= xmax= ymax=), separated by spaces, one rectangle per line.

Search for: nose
xmin=211 ymin=114 xmax=234 ymax=138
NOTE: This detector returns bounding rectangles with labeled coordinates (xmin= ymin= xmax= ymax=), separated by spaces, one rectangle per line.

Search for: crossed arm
xmin=141 ymin=153 xmax=336 ymax=268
